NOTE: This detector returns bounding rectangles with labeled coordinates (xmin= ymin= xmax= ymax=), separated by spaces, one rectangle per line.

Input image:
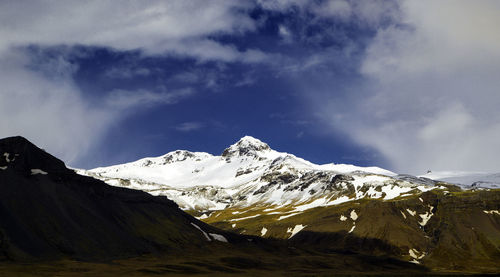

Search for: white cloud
xmin=0 ymin=50 xmax=114 ymax=163
xmin=315 ymin=0 xmax=352 ymax=20
xmin=175 ymin=122 xmax=204 ymax=132
xmin=0 ymin=49 xmax=197 ymax=165
xmin=0 ymin=0 xmax=266 ymax=166
xmin=105 ymin=89 xmax=194 ymax=109
xmin=318 ymin=0 xmax=500 ymax=173
xmin=0 ymin=0 xmax=269 ymax=63
xmin=162 ymin=39 xmax=269 ymax=63
xmin=278 ymin=25 xmax=293 ymax=43
xmin=361 ymin=1 xmax=500 ymax=78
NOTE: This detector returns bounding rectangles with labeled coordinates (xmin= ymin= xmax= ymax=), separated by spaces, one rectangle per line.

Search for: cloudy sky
xmin=1 ymin=0 xmax=499 ymax=174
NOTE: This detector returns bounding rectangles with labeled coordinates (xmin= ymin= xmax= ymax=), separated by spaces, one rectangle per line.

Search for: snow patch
xmin=31 ymin=169 xmax=48 ymax=175
xmin=409 ymin=260 xmax=420 ymax=264
xmin=401 ymin=211 xmax=407 ymax=219
xmin=419 ymin=205 xmax=434 ymax=226
xmin=209 ymin=233 xmax=228 ymax=242
xmin=348 ymin=224 xmax=356 ymax=233
xmin=327 ymin=196 xmax=352 ymax=205
xmin=381 ymin=184 xmax=413 ymax=200
xmin=0 ymin=166 xmax=7 ymax=170
xmin=484 ymin=210 xmax=500 ymax=215
xmin=406 ymin=209 xmax=416 ymax=216
xmin=228 ymin=214 xmax=260 ymax=222
xmin=190 ymin=223 xmax=211 ymax=241
xmin=350 ymin=210 xmax=358 ymax=221
xmin=293 ymin=198 xmax=328 ymax=212
xmin=196 ymin=213 xmax=208 ymax=220
xmin=340 ymin=215 xmax=347 ymax=221
xmin=266 ymin=211 xmax=284 ymax=215
xmin=287 ymin=224 xmax=306 ymax=239
xmin=416 ymin=186 xmax=436 ymax=193
xmin=419 ymin=197 xmax=423 ymax=203
xmin=278 ymin=212 xmax=302 ymax=221
xmin=409 ymin=248 xmax=426 ymax=264
xmin=232 ymin=223 xmax=236 ymax=228
xmin=321 ymin=163 xmax=395 ymax=176
xmin=3 ymin=153 xmax=11 ymax=163
xmin=261 ymin=227 xmax=267 ymax=236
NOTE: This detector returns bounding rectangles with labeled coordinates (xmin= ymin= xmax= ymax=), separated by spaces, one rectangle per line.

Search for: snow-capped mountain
xmin=78 ymin=136 xmax=447 ymax=212
xmin=75 ymin=136 xmax=500 ymax=271
xmin=420 ymin=171 xmax=500 ymax=189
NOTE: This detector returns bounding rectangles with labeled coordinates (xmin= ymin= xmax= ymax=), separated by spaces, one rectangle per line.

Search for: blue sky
xmin=1 ymin=1 xmax=500 ymax=174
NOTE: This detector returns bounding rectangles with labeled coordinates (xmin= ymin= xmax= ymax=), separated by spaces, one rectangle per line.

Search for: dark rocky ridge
xmin=0 ymin=136 xmax=70 ymax=175
xmin=0 ymin=136 xmax=230 ymax=261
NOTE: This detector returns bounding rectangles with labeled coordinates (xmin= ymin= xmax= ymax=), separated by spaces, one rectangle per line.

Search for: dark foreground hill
xmin=0 ymin=136 xmax=428 ymax=276
xmin=0 ymin=136 xmax=236 ymax=261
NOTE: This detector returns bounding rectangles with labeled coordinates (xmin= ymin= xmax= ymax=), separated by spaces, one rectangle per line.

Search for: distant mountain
xmin=420 ymin=171 xmax=500 ymax=189
xmin=79 ymin=136 xmax=500 ymax=272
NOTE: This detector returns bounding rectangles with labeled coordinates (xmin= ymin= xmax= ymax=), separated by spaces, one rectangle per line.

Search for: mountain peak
xmin=0 ymin=136 xmax=68 ymax=174
xmin=235 ymin=136 xmax=268 ymax=147
xmin=221 ymin=136 xmax=271 ymax=158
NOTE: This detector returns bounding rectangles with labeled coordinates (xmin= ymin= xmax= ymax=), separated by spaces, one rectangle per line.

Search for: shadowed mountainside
xmin=0 ymin=136 xmax=240 ymax=261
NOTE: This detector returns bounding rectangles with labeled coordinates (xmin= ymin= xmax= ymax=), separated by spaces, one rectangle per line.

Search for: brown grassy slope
xmin=204 ymin=189 xmax=500 ymax=273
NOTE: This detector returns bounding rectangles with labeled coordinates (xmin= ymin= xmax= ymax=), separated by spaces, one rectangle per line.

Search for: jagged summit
xmin=221 ymin=136 xmax=271 ymax=158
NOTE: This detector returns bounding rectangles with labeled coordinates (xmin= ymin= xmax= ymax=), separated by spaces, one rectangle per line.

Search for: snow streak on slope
xmin=78 ymin=136 xmax=446 ymax=212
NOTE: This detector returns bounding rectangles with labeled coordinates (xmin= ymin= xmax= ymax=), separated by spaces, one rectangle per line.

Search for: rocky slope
xmin=79 ymin=136 xmax=500 ymax=273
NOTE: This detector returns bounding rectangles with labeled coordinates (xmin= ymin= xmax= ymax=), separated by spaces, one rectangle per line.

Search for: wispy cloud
xmin=312 ymin=0 xmax=500 ymax=173
xmin=175 ymin=122 xmax=204 ymax=132
xmin=0 ymin=1 xmax=267 ymax=166
xmin=0 ymin=1 xmax=263 ymax=61
xmin=0 ymin=49 xmax=197 ymax=165
xmin=105 ymin=67 xmax=151 ymax=79
xmin=0 ymin=50 xmax=114 ymax=164
xmin=105 ymin=88 xmax=194 ymax=109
